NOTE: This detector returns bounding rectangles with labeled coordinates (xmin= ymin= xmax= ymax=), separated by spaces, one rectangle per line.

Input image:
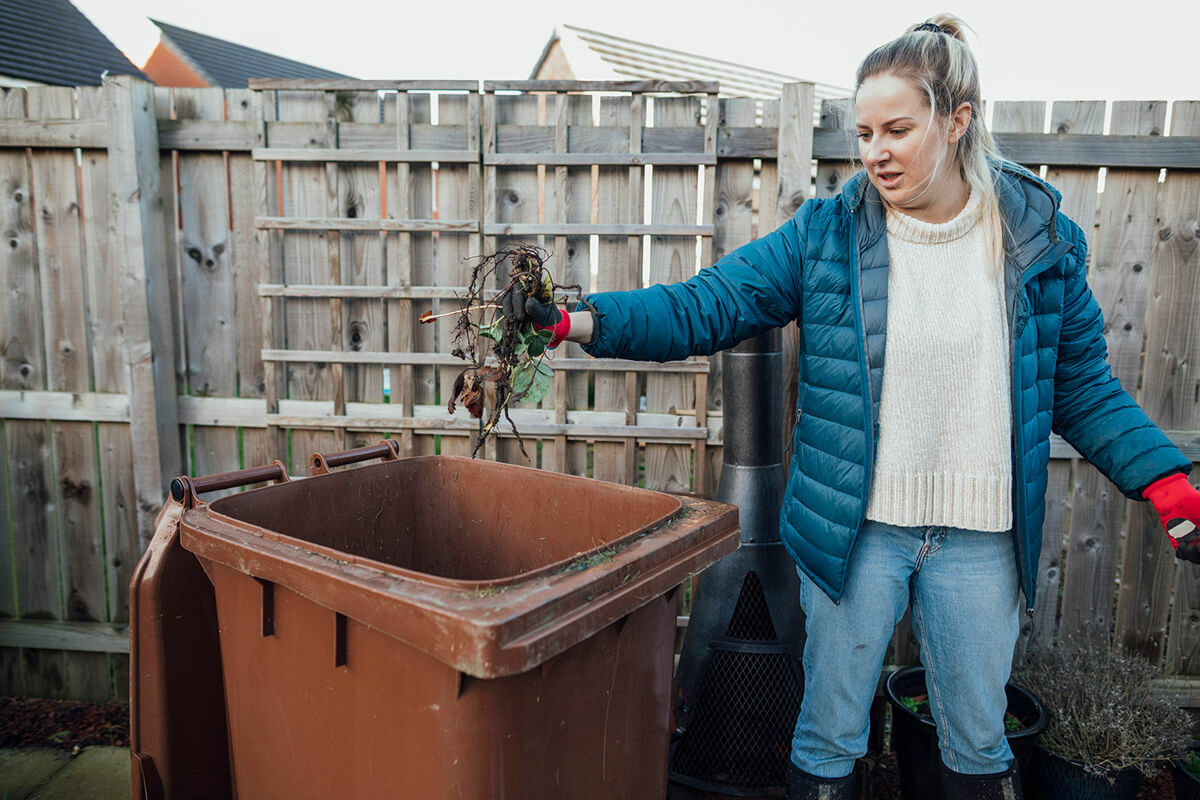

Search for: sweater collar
xmin=842 ymin=159 xmax=1066 ymax=270
xmin=885 ymin=188 xmax=983 ymax=244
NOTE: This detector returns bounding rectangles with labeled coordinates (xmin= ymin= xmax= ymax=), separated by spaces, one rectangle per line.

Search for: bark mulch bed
xmin=0 ymin=696 xmax=1183 ymax=797
xmin=1 ymin=696 xmax=129 ymax=751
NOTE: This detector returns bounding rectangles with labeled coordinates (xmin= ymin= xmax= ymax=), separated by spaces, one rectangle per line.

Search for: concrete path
xmin=0 ymin=747 xmax=128 ymax=800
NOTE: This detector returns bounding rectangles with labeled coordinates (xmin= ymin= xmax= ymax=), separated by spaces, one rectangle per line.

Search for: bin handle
xmin=310 ymin=439 xmax=401 ymax=475
xmin=169 ymin=460 xmax=291 ymax=508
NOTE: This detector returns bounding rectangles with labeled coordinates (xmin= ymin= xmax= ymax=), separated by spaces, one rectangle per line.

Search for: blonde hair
xmin=854 ymin=14 xmax=1006 ymax=274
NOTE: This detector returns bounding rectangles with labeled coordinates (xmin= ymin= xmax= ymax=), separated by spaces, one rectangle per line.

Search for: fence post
xmin=776 ymin=82 xmax=815 ymax=464
xmin=105 ymin=75 xmax=181 ymax=549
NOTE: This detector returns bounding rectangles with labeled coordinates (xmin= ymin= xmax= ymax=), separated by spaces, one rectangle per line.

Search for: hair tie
xmin=913 ymin=22 xmax=945 ymax=33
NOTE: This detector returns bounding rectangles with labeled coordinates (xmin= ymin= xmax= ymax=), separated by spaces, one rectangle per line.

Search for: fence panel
xmin=1156 ymin=103 xmax=1200 ymax=674
xmin=3 ymin=78 xmax=1200 ymax=700
xmin=1 ymin=88 xmax=62 ymax=697
xmin=0 ymin=80 xmax=170 ymax=700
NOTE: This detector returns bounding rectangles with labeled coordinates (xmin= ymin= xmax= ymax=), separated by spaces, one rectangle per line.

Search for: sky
xmin=71 ymin=0 xmax=1198 ymax=111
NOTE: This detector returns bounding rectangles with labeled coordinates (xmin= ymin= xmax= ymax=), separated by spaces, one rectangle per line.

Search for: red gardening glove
xmin=524 ymin=296 xmax=571 ymax=348
xmin=1143 ymin=473 xmax=1200 ymax=564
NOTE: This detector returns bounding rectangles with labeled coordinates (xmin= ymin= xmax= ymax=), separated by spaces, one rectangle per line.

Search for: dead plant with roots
xmin=420 ymin=245 xmax=594 ymax=459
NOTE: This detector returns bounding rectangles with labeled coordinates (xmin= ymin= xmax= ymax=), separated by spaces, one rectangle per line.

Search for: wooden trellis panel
xmin=479 ymin=81 xmax=719 ymax=488
xmin=252 ymin=81 xmax=483 ymax=460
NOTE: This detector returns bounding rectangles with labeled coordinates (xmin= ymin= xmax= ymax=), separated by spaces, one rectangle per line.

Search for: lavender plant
xmin=1013 ymin=638 xmax=1191 ymax=779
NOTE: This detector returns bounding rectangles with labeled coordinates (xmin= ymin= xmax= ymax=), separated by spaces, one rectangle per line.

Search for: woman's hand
xmin=1143 ymin=473 xmax=1200 ymax=563
xmin=524 ymin=297 xmax=594 ymax=346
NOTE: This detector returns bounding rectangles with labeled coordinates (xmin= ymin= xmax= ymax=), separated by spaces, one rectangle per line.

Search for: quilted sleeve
xmin=1050 ymin=214 xmax=1191 ymax=498
xmin=579 ymin=202 xmax=809 ymax=362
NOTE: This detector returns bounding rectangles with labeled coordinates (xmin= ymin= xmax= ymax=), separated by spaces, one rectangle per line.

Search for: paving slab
xmin=27 ymin=747 xmax=128 ymax=800
xmin=0 ymin=749 xmax=73 ymax=800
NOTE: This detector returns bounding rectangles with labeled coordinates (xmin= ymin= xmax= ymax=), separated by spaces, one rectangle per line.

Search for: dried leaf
xmin=448 ymin=370 xmax=466 ymax=414
xmin=419 ymin=310 xmax=435 ymax=324
xmin=463 ymin=385 xmax=484 ymax=418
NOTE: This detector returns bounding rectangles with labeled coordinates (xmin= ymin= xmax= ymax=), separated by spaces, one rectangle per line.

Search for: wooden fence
xmin=0 ymin=78 xmax=1197 ymax=702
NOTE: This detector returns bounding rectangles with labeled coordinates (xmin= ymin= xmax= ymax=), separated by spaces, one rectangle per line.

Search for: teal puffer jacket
xmin=581 ymin=160 xmax=1190 ymax=610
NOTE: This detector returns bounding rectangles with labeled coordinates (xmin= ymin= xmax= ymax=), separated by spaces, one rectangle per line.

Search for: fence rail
xmin=1 ymin=79 xmax=1197 ymax=703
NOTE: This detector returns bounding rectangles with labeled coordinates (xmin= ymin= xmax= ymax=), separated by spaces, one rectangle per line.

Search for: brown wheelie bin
xmin=130 ymin=442 xmax=739 ymax=799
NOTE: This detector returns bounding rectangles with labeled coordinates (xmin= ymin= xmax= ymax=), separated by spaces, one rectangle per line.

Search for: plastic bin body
xmin=138 ymin=455 xmax=738 ymax=799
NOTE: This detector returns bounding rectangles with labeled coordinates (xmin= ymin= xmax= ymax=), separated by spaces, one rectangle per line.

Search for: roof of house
xmin=0 ymin=0 xmax=145 ymax=86
xmin=149 ymin=19 xmax=354 ymax=88
xmin=534 ymin=24 xmax=849 ymax=102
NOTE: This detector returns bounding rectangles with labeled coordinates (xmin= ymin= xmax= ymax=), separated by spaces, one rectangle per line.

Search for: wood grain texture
xmin=1041 ymin=102 xmax=1112 ymax=646
xmin=107 ymin=76 xmax=181 ymax=546
xmin=1156 ymin=103 xmax=1200 ymax=674
xmin=1 ymin=88 xmax=66 ymax=697
xmin=0 ymin=117 xmax=107 ymax=148
xmin=1094 ymin=101 xmax=1178 ymax=660
xmin=227 ymin=89 xmax=271 ymax=468
xmin=777 ymin=84 xmax=815 ymax=478
xmin=275 ymin=90 xmax=339 ymax=474
xmin=407 ymin=94 xmax=437 ymax=455
xmin=643 ymin=96 xmax=698 ymax=493
xmin=435 ymin=93 xmax=479 ymax=459
xmin=552 ymin=93 xmax=594 ymax=476
xmin=175 ymin=88 xmax=240 ymax=496
xmin=491 ymin=93 xmax=540 ymax=466
xmin=78 ymin=86 xmax=131 ymax=698
xmin=708 ymin=98 xmax=760 ymax=496
xmin=486 ymin=80 xmax=718 ymax=94
xmin=30 ymin=85 xmax=112 ymax=699
xmin=383 ymin=91 xmax=414 ymax=455
xmin=251 ymin=79 xmax=479 ymax=92
xmin=592 ymin=96 xmax=634 ymax=484
xmin=992 ymin=102 xmax=1071 ymax=660
xmin=156 ymin=89 xmax=188 ymax=404
xmin=339 ymin=90 xmax=386 ymax=417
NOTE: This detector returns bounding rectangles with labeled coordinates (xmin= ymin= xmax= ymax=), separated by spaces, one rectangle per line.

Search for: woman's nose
xmin=863 ymin=139 xmax=887 ymax=165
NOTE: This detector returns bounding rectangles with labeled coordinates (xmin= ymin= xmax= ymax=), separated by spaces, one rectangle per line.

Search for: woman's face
xmin=855 ymin=72 xmax=970 ymax=223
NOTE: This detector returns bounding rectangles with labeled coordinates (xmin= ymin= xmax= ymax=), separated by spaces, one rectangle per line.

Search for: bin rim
xmin=179 ymin=465 xmax=739 ymax=678
xmin=202 ymin=455 xmax=684 ymax=590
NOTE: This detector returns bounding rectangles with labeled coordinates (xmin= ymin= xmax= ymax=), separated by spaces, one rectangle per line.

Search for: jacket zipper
xmin=1010 ymin=241 xmax=1073 ymax=614
xmin=850 ymin=210 xmax=875 ymax=514
xmin=1009 ymin=282 xmax=1031 ymax=614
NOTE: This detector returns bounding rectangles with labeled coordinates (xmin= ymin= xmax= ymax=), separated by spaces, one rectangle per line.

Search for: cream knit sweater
xmin=864 ymin=190 xmax=1014 ymax=532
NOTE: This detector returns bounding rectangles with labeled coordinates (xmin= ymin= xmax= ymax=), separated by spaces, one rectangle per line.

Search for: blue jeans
xmin=790 ymin=520 xmax=1021 ymax=778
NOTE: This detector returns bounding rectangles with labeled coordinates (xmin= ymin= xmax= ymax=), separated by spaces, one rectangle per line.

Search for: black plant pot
xmin=1025 ymin=745 xmax=1142 ymax=800
xmin=1171 ymin=742 xmax=1200 ymax=800
xmin=884 ymin=665 xmax=1049 ymax=800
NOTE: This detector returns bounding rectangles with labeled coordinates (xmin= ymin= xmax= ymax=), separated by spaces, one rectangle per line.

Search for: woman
xmin=529 ymin=14 xmax=1200 ymax=800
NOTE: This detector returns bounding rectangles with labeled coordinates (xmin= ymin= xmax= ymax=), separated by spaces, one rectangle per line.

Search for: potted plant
xmin=885 ymin=665 xmax=1049 ymax=800
xmin=1171 ymin=742 xmax=1200 ymax=800
xmin=1013 ymin=638 xmax=1191 ymax=800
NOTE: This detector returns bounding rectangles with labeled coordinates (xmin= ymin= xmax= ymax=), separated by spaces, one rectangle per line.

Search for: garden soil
xmin=0 ymin=696 xmax=1180 ymax=799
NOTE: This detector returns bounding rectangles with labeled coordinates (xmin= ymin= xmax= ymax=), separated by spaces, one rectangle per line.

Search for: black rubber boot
xmin=939 ymin=761 xmax=1023 ymax=800
xmin=786 ymin=761 xmax=856 ymax=800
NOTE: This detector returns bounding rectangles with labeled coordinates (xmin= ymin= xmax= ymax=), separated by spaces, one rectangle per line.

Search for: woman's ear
xmin=948 ymin=102 xmax=972 ymax=144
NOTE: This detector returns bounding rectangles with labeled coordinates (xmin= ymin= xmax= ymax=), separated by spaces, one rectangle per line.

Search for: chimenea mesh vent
xmin=725 ymin=571 xmax=777 ymax=641
xmin=669 ymin=650 xmax=803 ymax=789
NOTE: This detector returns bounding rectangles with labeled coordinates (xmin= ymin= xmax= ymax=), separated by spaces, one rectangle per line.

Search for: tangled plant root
xmin=420 ymin=245 xmax=594 ymax=459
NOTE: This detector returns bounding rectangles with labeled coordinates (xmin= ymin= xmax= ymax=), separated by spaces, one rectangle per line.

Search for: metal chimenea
xmin=668 ymin=330 xmax=806 ymax=799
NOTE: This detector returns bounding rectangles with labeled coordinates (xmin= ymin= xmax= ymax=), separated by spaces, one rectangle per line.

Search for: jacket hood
xmin=841 ymin=159 xmax=1065 ymax=269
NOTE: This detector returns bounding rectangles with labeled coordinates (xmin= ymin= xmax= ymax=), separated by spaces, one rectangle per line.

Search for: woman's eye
xmin=890 ymin=129 xmax=908 ymax=136
xmin=857 ymin=132 xmax=871 ymax=141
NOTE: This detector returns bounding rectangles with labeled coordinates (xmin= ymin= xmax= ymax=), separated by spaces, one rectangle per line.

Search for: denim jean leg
xmin=790 ymin=521 xmax=920 ymax=779
xmin=909 ymin=527 xmax=1021 ymax=775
